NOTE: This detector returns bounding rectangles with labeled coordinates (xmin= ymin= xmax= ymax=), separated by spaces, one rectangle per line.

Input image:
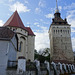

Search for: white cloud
xmin=64 ymin=3 xmax=75 ymax=10
xmin=24 ymin=0 xmax=29 ymax=4
xmin=34 ymin=26 xmax=50 ymax=51
xmin=58 ymin=6 xmax=62 ymax=11
xmin=72 ymin=38 xmax=75 ymax=51
xmin=0 ymin=20 xmax=4 ymax=27
xmin=35 ymin=8 xmax=41 ymax=13
xmin=37 ymin=25 xmax=40 ymax=27
xmin=34 ymin=22 xmax=39 ymax=25
xmin=71 ymin=28 xmax=75 ymax=32
xmin=38 ymin=0 xmax=46 ymax=7
xmin=27 ymin=22 xmax=30 ymax=25
xmin=9 ymin=0 xmax=14 ymax=2
xmin=67 ymin=10 xmax=75 ymax=27
xmin=45 ymin=13 xmax=54 ymax=19
xmin=40 ymin=19 xmax=43 ymax=22
xmin=34 ymin=22 xmax=40 ymax=27
xmin=9 ymin=1 xmax=30 ymax=13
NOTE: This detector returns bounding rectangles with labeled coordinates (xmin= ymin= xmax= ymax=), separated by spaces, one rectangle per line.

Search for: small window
xmin=68 ymin=30 xmax=69 ymax=33
xmin=13 ymin=29 xmax=15 ymax=31
xmin=58 ymin=30 xmax=59 ymax=33
xmin=61 ymin=30 xmax=62 ymax=33
xmin=56 ymin=30 xmax=57 ymax=33
xmin=66 ymin=30 xmax=67 ymax=33
xmin=54 ymin=30 xmax=55 ymax=33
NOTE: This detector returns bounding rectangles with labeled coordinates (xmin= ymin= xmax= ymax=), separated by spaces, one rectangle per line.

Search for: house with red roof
xmin=3 ymin=10 xmax=35 ymax=61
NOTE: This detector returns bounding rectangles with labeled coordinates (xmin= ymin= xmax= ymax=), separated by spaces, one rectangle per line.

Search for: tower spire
xmin=55 ymin=0 xmax=59 ymax=13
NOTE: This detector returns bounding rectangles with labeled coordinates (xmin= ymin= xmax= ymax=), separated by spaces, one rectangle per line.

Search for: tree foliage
xmin=34 ymin=48 xmax=50 ymax=63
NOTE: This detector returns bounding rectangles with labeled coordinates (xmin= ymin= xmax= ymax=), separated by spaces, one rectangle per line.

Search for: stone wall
xmin=5 ymin=62 xmax=75 ymax=75
xmin=27 ymin=35 xmax=35 ymax=61
xmin=49 ymin=25 xmax=74 ymax=62
xmin=6 ymin=70 xmax=47 ymax=75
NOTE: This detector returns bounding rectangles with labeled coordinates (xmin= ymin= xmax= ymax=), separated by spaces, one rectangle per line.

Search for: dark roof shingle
xmin=0 ymin=27 xmax=14 ymax=40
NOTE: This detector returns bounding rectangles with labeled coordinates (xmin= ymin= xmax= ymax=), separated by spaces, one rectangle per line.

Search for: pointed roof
xmin=3 ymin=10 xmax=35 ymax=36
xmin=51 ymin=0 xmax=70 ymax=25
xmin=3 ymin=10 xmax=26 ymax=30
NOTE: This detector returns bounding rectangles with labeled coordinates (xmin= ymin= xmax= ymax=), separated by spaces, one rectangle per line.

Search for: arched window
xmin=19 ymin=41 xmax=23 ymax=52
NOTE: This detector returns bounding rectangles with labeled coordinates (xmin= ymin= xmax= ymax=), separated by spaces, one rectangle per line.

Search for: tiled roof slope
xmin=25 ymin=27 xmax=35 ymax=36
xmin=3 ymin=10 xmax=35 ymax=36
xmin=51 ymin=12 xmax=70 ymax=25
xmin=0 ymin=27 xmax=14 ymax=40
xmin=3 ymin=11 xmax=26 ymax=29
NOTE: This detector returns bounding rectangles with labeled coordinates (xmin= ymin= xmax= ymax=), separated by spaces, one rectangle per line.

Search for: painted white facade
xmin=0 ymin=41 xmax=9 ymax=75
xmin=8 ymin=26 xmax=35 ymax=61
xmin=27 ymin=36 xmax=35 ymax=61
xmin=8 ymin=36 xmax=17 ymax=61
xmin=17 ymin=58 xmax=26 ymax=74
xmin=0 ymin=35 xmax=17 ymax=75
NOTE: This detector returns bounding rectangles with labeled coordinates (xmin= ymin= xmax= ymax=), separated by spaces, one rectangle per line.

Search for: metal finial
xmin=56 ymin=0 xmax=57 ymax=9
xmin=55 ymin=0 xmax=59 ymax=13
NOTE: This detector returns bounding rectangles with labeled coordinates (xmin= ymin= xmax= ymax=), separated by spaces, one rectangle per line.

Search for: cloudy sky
xmin=0 ymin=0 xmax=75 ymax=51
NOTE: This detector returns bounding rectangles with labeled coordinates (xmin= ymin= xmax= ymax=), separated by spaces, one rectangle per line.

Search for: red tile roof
xmin=4 ymin=11 xmax=25 ymax=29
xmin=25 ymin=27 xmax=35 ymax=36
xmin=3 ymin=10 xmax=35 ymax=36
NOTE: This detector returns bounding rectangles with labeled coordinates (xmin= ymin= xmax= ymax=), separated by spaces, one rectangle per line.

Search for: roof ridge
xmin=3 ymin=10 xmax=25 ymax=29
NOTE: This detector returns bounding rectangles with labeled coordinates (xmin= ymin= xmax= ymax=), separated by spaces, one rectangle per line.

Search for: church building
xmin=49 ymin=0 xmax=74 ymax=62
xmin=3 ymin=10 xmax=35 ymax=61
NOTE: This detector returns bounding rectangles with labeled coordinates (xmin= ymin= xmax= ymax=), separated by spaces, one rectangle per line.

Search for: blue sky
xmin=0 ymin=0 xmax=75 ymax=51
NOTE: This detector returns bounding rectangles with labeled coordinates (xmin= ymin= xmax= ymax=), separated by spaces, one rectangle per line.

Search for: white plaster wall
xmin=18 ymin=59 xmax=26 ymax=72
xmin=0 ymin=36 xmax=17 ymax=74
xmin=13 ymin=27 xmax=28 ymax=60
xmin=8 ymin=27 xmax=28 ymax=36
xmin=0 ymin=41 xmax=9 ymax=75
xmin=27 ymin=36 xmax=35 ymax=61
xmin=17 ymin=34 xmax=27 ymax=59
xmin=8 ymin=27 xmax=28 ymax=60
xmin=8 ymin=26 xmax=35 ymax=61
xmin=8 ymin=36 xmax=17 ymax=61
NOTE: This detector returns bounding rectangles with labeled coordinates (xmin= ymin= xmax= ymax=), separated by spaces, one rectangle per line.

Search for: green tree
xmin=34 ymin=48 xmax=50 ymax=63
